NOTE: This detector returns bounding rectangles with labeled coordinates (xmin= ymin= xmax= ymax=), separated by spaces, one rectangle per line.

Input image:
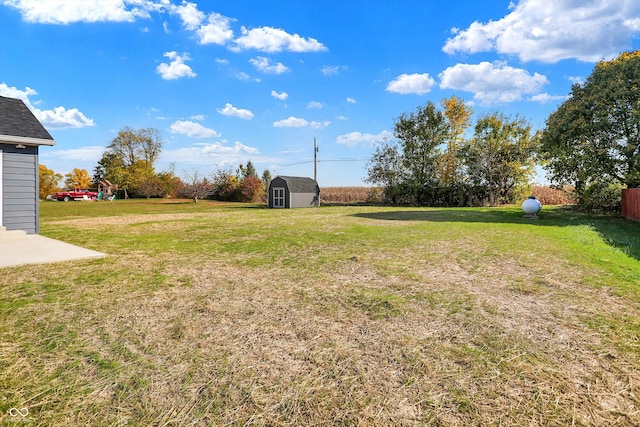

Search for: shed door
xmin=272 ymin=187 xmax=285 ymax=208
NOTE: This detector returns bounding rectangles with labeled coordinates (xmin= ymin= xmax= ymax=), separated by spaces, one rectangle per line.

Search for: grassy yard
xmin=1 ymin=200 xmax=639 ymax=426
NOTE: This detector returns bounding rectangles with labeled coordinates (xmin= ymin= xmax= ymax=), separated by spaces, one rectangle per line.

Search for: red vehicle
xmin=53 ymin=188 xmax=99 ymax=201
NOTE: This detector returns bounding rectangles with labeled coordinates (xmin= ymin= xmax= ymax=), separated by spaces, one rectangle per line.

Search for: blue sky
xmin=2 ymin=0 xmax=640 ymax=186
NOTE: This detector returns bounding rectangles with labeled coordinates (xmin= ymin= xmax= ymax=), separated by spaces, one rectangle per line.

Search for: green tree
xmin=96 ymin=126 xmax=163 ymax=194
xmin=365 ymin=140 xmax=406 ymax=204
xmin=238 ymin=160 xmax=258 ymax=179
xmin=540 ymin=50 xmax=640 ymax=197
xmin=64 ymin=168 xmax=93 ymax=189
xmin=39 ymin=164 xmax=62 ymax=199
xmin=366 ymin=102 xmax=450 ymax=204
xmin=93 ymin=151 xmax=126 ymax=186
xmin=261 ymin=169 xmax=272 ymax=185
xmin=394 ymin=102 xmax=448 ymax=203
xmin=464 ymin=113 xmax=538 ymax=205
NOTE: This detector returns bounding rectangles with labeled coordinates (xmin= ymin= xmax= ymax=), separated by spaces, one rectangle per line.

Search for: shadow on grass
xmin=352 ymin=206 xmax=640 ymax=262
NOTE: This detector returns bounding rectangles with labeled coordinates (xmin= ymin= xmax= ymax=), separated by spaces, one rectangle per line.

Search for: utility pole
xmin=313 ymin=137 xmax=318 ymax=182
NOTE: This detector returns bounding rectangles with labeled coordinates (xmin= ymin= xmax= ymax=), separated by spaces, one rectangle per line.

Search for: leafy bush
xmin=578 ymin=181 xmax=623 ymax=213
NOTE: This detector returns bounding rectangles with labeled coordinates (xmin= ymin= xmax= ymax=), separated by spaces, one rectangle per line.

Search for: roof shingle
xmin=277 ymin=176 xmax=320 ymax=193
xmin=0 ymin=96 xmax=54 ymax=141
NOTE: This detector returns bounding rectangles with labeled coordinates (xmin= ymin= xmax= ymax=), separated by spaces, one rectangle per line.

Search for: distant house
xmin=0 ymin=96 xmax=55 ymax=234
xmin=268 ymin=176 xmax=320 ymax=208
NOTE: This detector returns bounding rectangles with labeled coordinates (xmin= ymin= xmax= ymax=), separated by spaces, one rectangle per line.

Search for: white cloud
xmin=271 ymin=90 xmax=288 ymax=100
xmin=249 ymin=56 xmax=289 ymax=74
xmin=386 ymin=73 xmax=436 ymax=95
xmin=346 ymin=97 xmax=357 ymax=104
xmin=306 ymin=101 xmax=323 ymax=109
xmin=217 ymin=103 xmax=254 ymax=120
xmin=190 ymin=114 xmax=205 ymax=121
xmin=170 ymin=1 xmax=233 ymax=44
xmin=273 ymin=116 xmax=309 ymax=128
xmin=0 ymin=82 xmax=37 ymax=101
xmin=163 ymin=141 xmax=259 ymax=166
xmin=3 ymin=0 xmax=160 ymax=24
xmin=195 ymin=12 xmax=234 ymax=45
xmin=215 ymin=58 xmax=229 ymax=65
xmin=234 ymin=72 xmax=260 ymax=82
xmin=439 ymin=61 xmax=548 ymax=104
xmin=568 ymin=75 xmax=585 ymax=85
xmin=443 ymin=0 xmax=640 ymax=63
xmin=310 ymin=120 xmax=330 ymax=129
xmin=529 ymin=93 xmax=569 ymax=103
xmin=169 ymin=120 xmax=219 ymax=138
xmin=273 ymin=116 xmax=329 ymax=129
xmin=172 ymin=1 xmax=204 ymax=31
xmin=156 ymin=51 xmax=196 ymax=80
xmin=336 ymin=130 xmax=393 ymax=147
xmin=44 ymin=145 xmax=105 ymax=162
xmin=231 ymin=26 xmax=327 ymax=53
xmin=321 ymin=65 xmax=347 ymax=76
xmin=36 ymin=106 xmax=96 ymax=129
xmin=0 ymin=83 xmax=94 ymax=129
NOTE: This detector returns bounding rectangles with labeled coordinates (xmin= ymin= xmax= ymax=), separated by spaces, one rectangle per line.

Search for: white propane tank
xmin=522 ymin=196 xmax=542 ymax=215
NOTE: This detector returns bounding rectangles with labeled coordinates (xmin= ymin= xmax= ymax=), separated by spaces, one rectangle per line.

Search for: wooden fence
xmin=622 ymin=188 xmax=640 ymax=222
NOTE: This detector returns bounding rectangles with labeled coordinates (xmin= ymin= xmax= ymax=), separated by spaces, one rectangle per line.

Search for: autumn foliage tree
xmin=64 ymin=168 xmax=93 ymax=189
xmin=39 ymin=164 xmax=62 ymax=199
xmin=439 ymin=96 xmax=473 ymax=185
xmin=206 ymin=161 xmax=269 ymax=203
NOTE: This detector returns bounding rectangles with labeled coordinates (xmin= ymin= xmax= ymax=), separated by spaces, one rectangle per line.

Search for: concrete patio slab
xmin=0 ymin=231 xmax=106 ymax=268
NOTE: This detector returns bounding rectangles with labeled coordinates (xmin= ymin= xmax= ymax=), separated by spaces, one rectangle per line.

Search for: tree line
xmin=366 ymin=97 xmax=538 ymax=206
xmin=366 ymin=50 xmax=640 ymax=211
xmin=40 ymin=125 xmax=271 ymax=203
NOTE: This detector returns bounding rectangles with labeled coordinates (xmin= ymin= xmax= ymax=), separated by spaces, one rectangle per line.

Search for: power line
xmin=280 ymin=158 xmax=368 ymax=167
xmin=318 ymin=159 xmax=368 ymax=163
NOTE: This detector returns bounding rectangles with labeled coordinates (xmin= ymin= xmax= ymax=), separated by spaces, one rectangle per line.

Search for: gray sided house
xmin=0 ymin=96 xmax=55 ymax=234
xmin=268 ymin=176 xmax=320 ymax=208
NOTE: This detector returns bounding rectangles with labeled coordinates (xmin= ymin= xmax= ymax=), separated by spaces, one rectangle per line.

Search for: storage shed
xmin=0 ymin=95 xmax=55 ymax=234
xmin=268 ymin=176 xmax=320 ymax=208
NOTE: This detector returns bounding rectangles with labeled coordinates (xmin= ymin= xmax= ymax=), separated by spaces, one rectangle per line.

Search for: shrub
xmin=578 ymin=181 xmax=623 ymax=213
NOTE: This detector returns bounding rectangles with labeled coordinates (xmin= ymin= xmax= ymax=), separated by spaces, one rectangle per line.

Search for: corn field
xmin=321 ymin=186 xmax=575 ymax=206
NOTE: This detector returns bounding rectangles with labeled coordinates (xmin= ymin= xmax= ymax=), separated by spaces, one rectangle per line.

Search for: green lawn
xmin=1 ymin=200 xmax=639 ymax=425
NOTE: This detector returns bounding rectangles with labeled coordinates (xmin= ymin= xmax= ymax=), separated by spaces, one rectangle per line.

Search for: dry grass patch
xmin=1 ymin=204 xmax=639 ymax=425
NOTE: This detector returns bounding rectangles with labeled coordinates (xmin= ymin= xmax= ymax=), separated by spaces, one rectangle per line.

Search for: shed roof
xmin=276 ymin=176 xmax=320 ymax=193
xmin=0 ymin=96 xmax=55 ymax=146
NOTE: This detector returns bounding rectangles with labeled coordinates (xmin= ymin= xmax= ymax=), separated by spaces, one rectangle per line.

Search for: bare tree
xmin=179 ymin=169 xmax=214 ymax=203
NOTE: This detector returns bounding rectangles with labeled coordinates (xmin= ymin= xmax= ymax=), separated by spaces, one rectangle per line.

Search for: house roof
xmin=276 ymin=176 xmax=320 ymax=193
xmin=0 ymin=96 xmax=55 ymax=146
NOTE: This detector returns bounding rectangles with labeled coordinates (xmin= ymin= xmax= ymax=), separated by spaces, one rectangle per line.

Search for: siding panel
xmin=2 ymin=147 xmax=38 ymax=233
